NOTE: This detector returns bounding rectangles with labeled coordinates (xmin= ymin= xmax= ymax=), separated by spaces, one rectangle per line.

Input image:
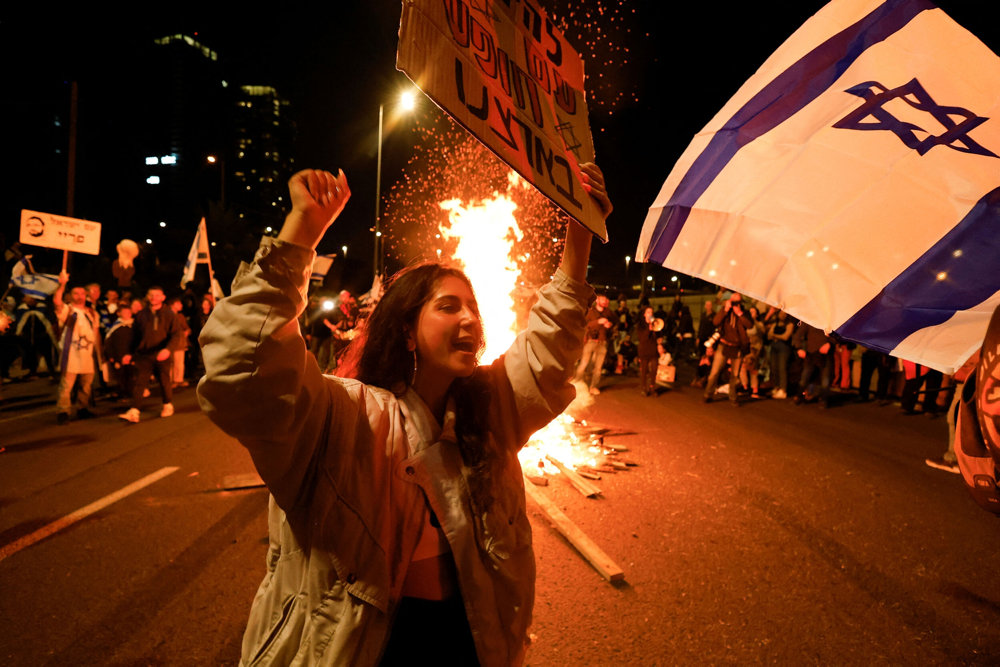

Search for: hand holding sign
xmin=580 ymin=163 xmax=612 ymax=220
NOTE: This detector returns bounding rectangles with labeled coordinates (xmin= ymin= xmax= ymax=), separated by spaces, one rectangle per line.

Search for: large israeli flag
xmin=637 ymin=0 xmax=1000 ymax=374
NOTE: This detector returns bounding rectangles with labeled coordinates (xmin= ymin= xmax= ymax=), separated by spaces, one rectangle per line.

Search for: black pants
xmin=901 ymin=369 xmax=943 ymax=414
xmin=859 ymin=349 xmax=891 ymax=400
xmin=131 ymin=354 xmax=172 ymax=409
xmin=380 ymin=596 xmax=479 ymax=666
xmin=639 ymin=355 xmax=658 ymax=393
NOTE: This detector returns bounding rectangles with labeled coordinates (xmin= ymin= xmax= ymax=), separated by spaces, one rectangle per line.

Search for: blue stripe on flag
xmin=643 ymin=0 xmax=934 ymax=263
xmin=835 ymin=187 xmax=1000 ymax=352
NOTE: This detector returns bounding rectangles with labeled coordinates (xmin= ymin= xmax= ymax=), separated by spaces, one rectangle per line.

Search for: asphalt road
xmin=1 ymin=367 xmax=998 ymax=665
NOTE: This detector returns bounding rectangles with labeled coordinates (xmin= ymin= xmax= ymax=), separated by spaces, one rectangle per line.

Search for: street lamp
xmin=206 ymin=155 xmax=225 ymax=209
xmin=342 ymin=245 xmax=348 ymax=259
xmin=374 ymin=90 xmax=417 ymax=282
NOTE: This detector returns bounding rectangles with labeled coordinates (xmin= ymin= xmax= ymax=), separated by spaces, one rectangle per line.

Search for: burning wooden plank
xmin=546 ymin=455 xmax=602 ymax=497
xmin=524 ymin=478 xmax=625 ymax=583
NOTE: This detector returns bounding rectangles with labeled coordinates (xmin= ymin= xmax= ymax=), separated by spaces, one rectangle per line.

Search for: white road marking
xmin=0 ymin=466 xmax=180 ymax=563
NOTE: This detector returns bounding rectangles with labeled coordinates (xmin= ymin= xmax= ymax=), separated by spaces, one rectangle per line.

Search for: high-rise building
xmin=230 ymin=85 xmax=296 ymax=231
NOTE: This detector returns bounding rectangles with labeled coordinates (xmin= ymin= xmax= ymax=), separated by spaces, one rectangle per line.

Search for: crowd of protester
xmin=0 ymin=270 xmax=214 ymax=423
xmin=1 ymin=258 xmax=961 ymax=475
xmin=570 ymin=286 xmax=962 ymax=472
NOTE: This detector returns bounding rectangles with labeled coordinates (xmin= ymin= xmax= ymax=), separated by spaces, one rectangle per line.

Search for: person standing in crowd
xmin=703 ymin=292 xmax=752 ymax=406
xmin=99 ymin=289 xmax=121 ymax=334
xmin=740 ymin=306 xmax=765 ymax=399
xmin=792 ymin=322 xmax=835 ymax=408
xmin=327 ymin=289 xmax=360 ymax=372
xmin=612 ymin=296 xmax=633 ymax=346
xmin=926 ymin=351 xmax=979 ymax=473
xmin=14 ymin=294 xmax=57 ymax=378
xmin=574 ymin=293 xmax=613 ymax=394
xmin=193 ymin=293 xmax=215 ymax=377
xmin=104 ymin=304 xmax=134 ymax=401
xmin=309 ymin=301 xmax=335 ymax=373
xmin=673 ymin=304 xmax=695 ymax=362
xmin=615 ymin=333 xmax=637 ymax=375
xmin=900 ymin=361 xmax=943 ymax=416
xmin=118 ymin=286 xmax=184 ymax=423
xmin=53 ymin=272 xmax=103 ymax=424
xmin=696 ymin=299 xmax=717 ymax=350
xmin=635 ymin=306 xmax=660 ymax=396
xmin=767 ymin=309 xmax=794 ymax=399
xmin=857 ymin=346 xmax=893 ymax=404
xmin=168 ymin=297 xmax=191 ymax=388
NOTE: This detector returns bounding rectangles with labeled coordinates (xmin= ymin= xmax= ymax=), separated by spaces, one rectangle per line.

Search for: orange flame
xmin=440 ymin=190 xmax=522 ymax=364
xmin=438 ymin=175 xmax=595 ymax=478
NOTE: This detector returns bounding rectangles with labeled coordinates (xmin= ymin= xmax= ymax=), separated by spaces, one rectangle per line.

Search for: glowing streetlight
xmin=342 ymin=245 xmax=348 ymax=258
xmin=374 ymin=89 xmax=418 ymax=281
xmin=206 ymin=155 xmax=225 ymax=208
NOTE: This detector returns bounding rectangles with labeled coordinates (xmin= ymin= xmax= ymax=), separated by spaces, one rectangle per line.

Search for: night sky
xmin=4 ymin=1 xmax=998 ymax=289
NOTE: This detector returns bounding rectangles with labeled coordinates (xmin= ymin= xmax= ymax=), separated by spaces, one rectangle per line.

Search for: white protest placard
xmin=20 ymin=209 xmax=102 ymax=255
xmin=397 ymin=0 xmax=607 ymax=241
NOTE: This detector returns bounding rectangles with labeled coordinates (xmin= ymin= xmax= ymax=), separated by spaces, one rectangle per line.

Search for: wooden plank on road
xmin=524 ymin=476 xmax=625 ymax=583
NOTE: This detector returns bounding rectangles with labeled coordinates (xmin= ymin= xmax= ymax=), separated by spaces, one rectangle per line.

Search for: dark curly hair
xmin=337 ymin=262 xmax=498 ymax=509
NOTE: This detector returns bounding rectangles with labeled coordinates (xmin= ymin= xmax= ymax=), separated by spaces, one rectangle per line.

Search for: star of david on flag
xmin=636 ymin=0 xmax=1000 ymax=373
xmin=10 ymin=257 xmax=59 ymax=299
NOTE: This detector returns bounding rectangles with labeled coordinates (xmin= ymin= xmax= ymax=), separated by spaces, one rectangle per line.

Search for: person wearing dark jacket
xmin=792 ymin=322 xmax=835 ymax=408
xmin=703 ymin=293 xmax=753 ymax=405
xmin=104 ymin=304 xmax=134 ymax=400
xmin=118 ymin=287 xmax=184 ymax=422
xmin=635 ymin=306 xmax=660 ymax=396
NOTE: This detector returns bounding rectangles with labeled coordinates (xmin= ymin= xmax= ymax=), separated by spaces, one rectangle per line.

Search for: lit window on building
xmin=146 ymin=157 xmax=159 ymax=165
xmin=160 ymin=155 xmax=177 ymax=165
xmin=147 ymin=176 xmax=161 ymax=185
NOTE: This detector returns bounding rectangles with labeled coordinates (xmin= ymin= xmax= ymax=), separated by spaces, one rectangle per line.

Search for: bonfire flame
xmin=440 ymin=177 xmax=595 ymax=478
xmin=440 ymin=192 xmax=522 ymax=364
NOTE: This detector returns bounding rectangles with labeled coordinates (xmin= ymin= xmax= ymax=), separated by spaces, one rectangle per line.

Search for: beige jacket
xmin=198 ymin=238 xmax=592 ymax=666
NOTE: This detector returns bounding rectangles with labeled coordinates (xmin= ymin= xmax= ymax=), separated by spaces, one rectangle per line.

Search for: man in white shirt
xmin=53 ymin=272 xmax=103 ymax=424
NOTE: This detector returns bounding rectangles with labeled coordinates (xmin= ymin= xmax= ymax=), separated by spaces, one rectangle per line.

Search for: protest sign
xmin=398 ymin=0 xmax=607 ymax=241
xmin=20 ymin=209 xmax=102 ymax=256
